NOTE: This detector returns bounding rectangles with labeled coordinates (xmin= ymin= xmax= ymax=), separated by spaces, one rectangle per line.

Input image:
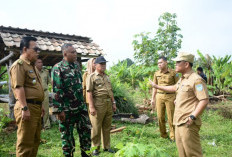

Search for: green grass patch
xmin=0 ymin=103 xmax=9 ymax=113
xmin=0 ymin=102 xmax=232 ymax=157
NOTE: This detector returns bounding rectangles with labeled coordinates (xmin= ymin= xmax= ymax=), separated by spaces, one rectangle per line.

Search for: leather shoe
xmin=169 ymin=138 xmax=175 ymax=143
xmin=103 ymin=148 xmax=115 ymax=153
xmin=92 ymin=149 xmax=100 ymax=156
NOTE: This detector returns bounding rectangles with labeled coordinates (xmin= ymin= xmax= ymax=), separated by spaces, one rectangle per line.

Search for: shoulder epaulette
xmin=17 ymin=59 xmax=23 ymax=65
xmin=89 ymin=73 xmax=95 ymax=78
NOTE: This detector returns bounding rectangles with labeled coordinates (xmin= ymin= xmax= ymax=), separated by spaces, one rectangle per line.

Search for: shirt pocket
xmin=181 ymin=85 xmax=193 ymax=98
xmin=27 ymin=72 xmax=37 ymax=86
xmin=43 ymin=75 xmax=48 ymax=84
xmin=167 ymin=75 xmax=174 ymax=84
xmin=95 ymin=79 xmax=104 ymax=88
xmin=156 ymin=76 xmax=162 ymax=83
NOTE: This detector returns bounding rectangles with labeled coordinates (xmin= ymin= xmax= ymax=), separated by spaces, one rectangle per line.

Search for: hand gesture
xmin=151 ymin=100 xmax=156 ymax=111
xmin=41 ymin=105 xmax=45 ymax=117
xmin=22 ymin=110 xmax=30 ymax=121
xmin=112 ymin=103 xmax=117 ymax=112
xmin=149 ymin=79 xmax=157 ymax=88
xmin=89 ymin=106 xmax=97 ymax=116
xmin=186 ymin=117 xmax=194 ymax=126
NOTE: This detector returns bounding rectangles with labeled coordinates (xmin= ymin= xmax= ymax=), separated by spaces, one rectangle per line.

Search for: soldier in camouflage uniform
xmin=51 ymin=43 xmax=91 ymax=157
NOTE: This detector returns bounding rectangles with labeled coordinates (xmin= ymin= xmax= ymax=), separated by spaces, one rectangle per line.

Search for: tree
xmin=118 ymin=58 xmax=134 ymax=67
xmin=195 ymin=50 xmax=213 ymax=85
xmin=133 ymin=12 xmax=183 ymax=67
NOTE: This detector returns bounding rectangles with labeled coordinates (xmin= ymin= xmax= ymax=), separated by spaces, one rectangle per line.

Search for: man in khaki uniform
xmin=35 ymin=59 xmax=51 ymax=129
xmin=10 ymin=36 xmax=44 ymax=157
xmin=150 ymin=52 xmax=209 ymax=157
xmin=86 ymin=56 xmax=117 ymax=156
xmin=151 ymin=56 xmax=179 ymax=141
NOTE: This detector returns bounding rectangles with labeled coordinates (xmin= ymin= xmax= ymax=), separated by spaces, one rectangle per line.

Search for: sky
xmin=0 ymin=0 xmax=231 ymax=67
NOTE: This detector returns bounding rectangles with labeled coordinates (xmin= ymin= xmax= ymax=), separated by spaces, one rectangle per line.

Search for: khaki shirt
xmin=86 ymin=71 xmax=113 ymax=98
xmin=153 ymin=69 xmax=179 ymax=94
xmin=174 ymin=70 xmax=209 ymax=126
xmin=39 ymin=68 xmax=50 ymax=91
xmin=10 ymin=56 xmax=44 ymax=102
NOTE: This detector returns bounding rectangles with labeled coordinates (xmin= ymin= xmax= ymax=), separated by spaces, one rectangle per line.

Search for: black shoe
xmin=169 ymin=138 xmax=175 ymax=143
xmin=103 ymin=148 xmax=115 ymax=153
xmin=92 ymin=149 xmax=100 ymax=156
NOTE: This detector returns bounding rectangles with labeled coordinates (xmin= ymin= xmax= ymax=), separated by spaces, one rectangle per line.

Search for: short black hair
xmin=158 ymin=56 xmax=167 ymax=62
xmin=197 ymin=67 xmax=203 ymax=72
xmin=36 ymin=58 xmax=43 ymax=61
xmin=20 ymin=36 xmax=37 ymax=54
xmin=189 ymin=62 xmax=193 ymax=67
xmin=61 ymin=43 xmax=73 ymax=53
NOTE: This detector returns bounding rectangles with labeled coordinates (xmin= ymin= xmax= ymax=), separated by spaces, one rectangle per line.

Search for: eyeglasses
xmin=29 ymin=47 xmax=41 ymax=53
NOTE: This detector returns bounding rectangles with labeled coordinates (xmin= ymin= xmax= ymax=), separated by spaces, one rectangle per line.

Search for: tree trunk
xmin=6 ymin=60 xmax=16 ymax=119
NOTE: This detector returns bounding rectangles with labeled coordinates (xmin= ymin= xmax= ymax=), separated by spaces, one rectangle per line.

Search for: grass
xmin=0 ymin=101 xmax=232 ymax=157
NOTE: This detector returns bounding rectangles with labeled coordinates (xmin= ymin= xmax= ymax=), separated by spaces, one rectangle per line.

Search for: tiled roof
xmin=0 ymin=26 xmax=104 ymax=56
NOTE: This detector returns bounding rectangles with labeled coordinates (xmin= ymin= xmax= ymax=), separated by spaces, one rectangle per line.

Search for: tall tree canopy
xmin=133 ymin=12 xmax=183 ymax=66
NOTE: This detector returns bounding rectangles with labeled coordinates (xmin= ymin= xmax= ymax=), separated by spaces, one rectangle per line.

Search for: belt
xmin=157 ymin=92 xmax=174 ymax=94
xmin=26 ymin=99 xmax=42 ymax=105
xmin=95 ymin=95 xmax=111 ymax=99
xmin=44 ymin=89 xmax=48 ymax=91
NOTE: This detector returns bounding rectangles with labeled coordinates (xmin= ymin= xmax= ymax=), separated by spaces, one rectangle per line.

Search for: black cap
xmin=94 ymin=56 xmax=108 ymax=64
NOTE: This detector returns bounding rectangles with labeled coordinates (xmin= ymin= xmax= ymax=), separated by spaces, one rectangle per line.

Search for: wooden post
xmin=6 ymin=59 xmax=16 ymax=119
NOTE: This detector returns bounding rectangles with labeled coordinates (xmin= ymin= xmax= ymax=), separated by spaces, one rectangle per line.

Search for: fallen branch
xmin=211 ymin=95 xmax=231 ymax=98
xmin=0 ymin=70 xmax=7 ymax=78
xmin=0 ymin=51 xmax=15 ymax=65
xmin=209 ymin=95 xmax=231 ymax=101
xmin=112 ymin=113 xmax=139 ymax=120
xmin=110 ymin=126 xmax=126 ymax=134
xmin=121 ymin=114 xmax=151 ymax=124
xmin=0 ymin=97 xmax=9 ymax=103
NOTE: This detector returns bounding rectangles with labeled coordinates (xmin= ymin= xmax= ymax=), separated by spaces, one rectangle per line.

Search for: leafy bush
xmin=115 ymin=126 xmax=170 ymax=157
xmin=196 ymin=50 xmax=232 ymax=95
xmin=0 ymin=108 xmax=11 ymax=132
xmin=110 ymin=75 xmax=138 ymax=115
xmin=115 ymin=142 xmax=170 ymax=157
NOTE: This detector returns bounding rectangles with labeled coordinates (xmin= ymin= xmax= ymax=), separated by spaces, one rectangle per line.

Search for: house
xmin=0 ymin=25 xmax=104 ymax=66
xmin=0 ymin=25 xmax=105 ymax=119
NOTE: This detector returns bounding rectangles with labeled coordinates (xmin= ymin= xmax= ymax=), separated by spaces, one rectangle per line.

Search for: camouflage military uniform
xmin=51 ymin=59 xmax=91 ymax=157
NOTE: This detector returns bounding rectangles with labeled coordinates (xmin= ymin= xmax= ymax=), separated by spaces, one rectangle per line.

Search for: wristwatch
xmin=113 ymin=101 xmax=116 ymax=104
xmin=190 ymin=115 xmax=196 ymax=120
xmin=22 ymin=106 xmax=28 ymax=111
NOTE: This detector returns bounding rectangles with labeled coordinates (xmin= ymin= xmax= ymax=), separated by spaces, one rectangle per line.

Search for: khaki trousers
xmin=90 ymin=97 xmax=113 ymax=149
xmin=156 ymin=93 xmax=175 ymax=140
xmin=175 ymin=123 xmax=203 ymax=157
xmin=14 ymin=102 xmax=42 ymax=157
xmin=42 ymin=90 xmax=50 ymax=129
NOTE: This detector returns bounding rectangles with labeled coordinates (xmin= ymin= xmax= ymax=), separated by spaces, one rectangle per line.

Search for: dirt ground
xmin=207 ymin=100 xmax=232 ymax=119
